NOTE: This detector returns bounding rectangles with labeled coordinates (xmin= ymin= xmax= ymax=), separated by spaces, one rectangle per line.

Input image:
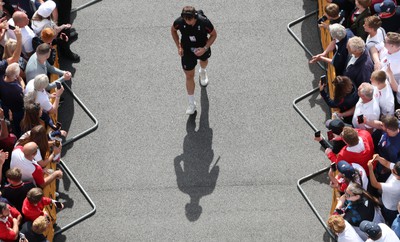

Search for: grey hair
xmin=33 ymin=74 xmax=49 ymax=91
xmin=348 ymin=36 xmax=365 ymax=53
xmin=5 ymin=62 xmax=20 ymax=78
xmin=359 ymin=83 xmax=374 ymax=99
xmin=329 ymin=24 xmax=346 ymax=41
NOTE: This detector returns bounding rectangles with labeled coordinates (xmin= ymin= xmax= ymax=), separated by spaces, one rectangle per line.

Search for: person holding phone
xmin=352 ymin=82 xmax=381 ymax=131
xmin=22 ymin=187 xmax=63 ymax=222
xmin=319 ymin=75 xmax=358 ymax=125
xmin=171 ymin=6 xmax=217 ymax=115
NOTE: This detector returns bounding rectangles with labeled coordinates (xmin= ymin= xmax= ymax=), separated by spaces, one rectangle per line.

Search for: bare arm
xmin=368 ymin=155 xmax=382 ymax=190
xmin=7 ymin=27 xmax=22 ymax=64
xmin=0 ymin=108 xmax=8 ymax=140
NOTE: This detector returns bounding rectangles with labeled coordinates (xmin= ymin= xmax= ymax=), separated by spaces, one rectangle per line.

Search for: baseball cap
xmin=359 ymin=220 xmax=382 ymax=239
xmin=374 ymin=0 xmax=396 ymax=14
xmin=325 ymin=119 xmax=345 ymax=135
xmin=337 ymin=160 xmax=355 ymax=179
xmin=37 ymin=0 xmax=56 ymax=18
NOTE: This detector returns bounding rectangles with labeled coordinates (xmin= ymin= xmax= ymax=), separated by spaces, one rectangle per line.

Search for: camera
xmin=330 ymin=162 xmax=337 ymax=172
xmin=317 ymin=15 xmax=328 ymax=24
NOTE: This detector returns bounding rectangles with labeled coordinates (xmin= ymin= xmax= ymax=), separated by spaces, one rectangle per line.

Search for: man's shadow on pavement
xmin=174 ymin=87 xmax=220 ymax=222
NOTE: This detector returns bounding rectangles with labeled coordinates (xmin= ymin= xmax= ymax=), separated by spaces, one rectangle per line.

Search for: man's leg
xmin=199 ymin=59 xmax=209 ymax=87
xmin=184 ymin=69 xmax=196 ymax=115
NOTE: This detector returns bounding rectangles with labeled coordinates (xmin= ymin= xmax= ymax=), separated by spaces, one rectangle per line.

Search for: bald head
xmin=12 ymin=11 xmax=29 ymax=27
xmin=23 ymin=142 xmax=38 ymax=160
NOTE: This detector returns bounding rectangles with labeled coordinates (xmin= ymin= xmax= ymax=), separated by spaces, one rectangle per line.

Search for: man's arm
xmin=0 ymin=108 xmax=8 ymax=140
xmin=171 ymin=25 xmax=183 ymax=57
xmin=7 ymin=27 xmax=22 ymax=64
xmin=204 ymin=28 xmax=217 ymax=50
xmin=368 ymin=155 xmax=382 ymax=190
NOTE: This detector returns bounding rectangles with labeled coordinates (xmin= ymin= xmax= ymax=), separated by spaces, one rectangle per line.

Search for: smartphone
xmin=320 ymin=75 xmax=327 ymax=85
xmin=314 ymin=130 xmax=321 ymax=138
xmin=55 ymin=140 xmax=61 ymax=147
xmin=330 ymin=162 xmax=337 ymax=172
xmin=9 ymin=25 xmax=15 ymax=30
xmin=54 ymin=201 xmax=63 ymax=209
xmin=327 ymin=130 xmax=334 ymax=141
xmin=55 ymin=122 xmax=62 ymax=130
xmin=357 ymin=114 xmax=364 ymax=124
xmin=56 ymin=82 xmax=62 ymax=89
xmin=19 ymin=232 xmax=26 ymax=241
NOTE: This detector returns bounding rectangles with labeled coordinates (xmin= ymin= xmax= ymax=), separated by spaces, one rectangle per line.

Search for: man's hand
xmin=63 ymin=71 xmax=72 ymax=80
xmin=0 ymin=149 xmax=8 ymax=166
xmin=325 ymin=148 xmax=332 ymax=155
xmin=178 ymin=47 xmax=183 ymax=57
xmin=194 ymin=47 xmax=206 ymax=57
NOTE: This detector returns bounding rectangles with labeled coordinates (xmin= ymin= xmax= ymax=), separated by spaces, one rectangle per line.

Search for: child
xmin=22 ymin=187 xmax=63 ymax=222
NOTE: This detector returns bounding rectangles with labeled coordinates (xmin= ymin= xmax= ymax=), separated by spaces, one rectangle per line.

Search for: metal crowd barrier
xmin=54 ymin=83 xmax=99 ymax=236
xmin=287 ymin=10 xmax=337 ymax=241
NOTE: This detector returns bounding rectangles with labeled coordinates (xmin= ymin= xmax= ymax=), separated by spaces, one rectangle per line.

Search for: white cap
xmin=37 ymin=0 xmax=56 ymax=18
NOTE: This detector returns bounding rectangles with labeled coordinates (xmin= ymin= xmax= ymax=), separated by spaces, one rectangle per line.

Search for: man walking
xmin=171 ymin=6 xmax=217 ymax=115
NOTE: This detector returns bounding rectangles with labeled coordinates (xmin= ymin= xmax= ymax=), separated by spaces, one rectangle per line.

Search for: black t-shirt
xmin=20 ymin=221 xmax=47 ymax=242
xmin=381 ymin=7 xmax=400 ymax=33
xmin=173 ymin=15 xmax=214 ymax=49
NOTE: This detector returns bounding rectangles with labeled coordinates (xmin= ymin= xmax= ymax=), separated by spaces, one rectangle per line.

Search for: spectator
xmin=326 ymin=126 xmax=374 ymax=174
xmin=2 ymin=36 xmax=26 ymax=79
xmin=318 ymin=3 xmax=346 ymax=29
xmin=329 ymin=160 xmax=368 ymax=192
xmin=310 ymin=23 xmax=354 ymax=75
xmin=364 ymin=15 xmax=386 ymax=53
xmin=360 ymin=220 xmax=400 ymax=241
xmin=6 ymin=11 xmax=36 ymax=59
xmin=391 ymin=201 xmax=400 ymax=239
xmin=352 ymin=82 xmax=381 ymax=131
xmin=370 ymin=70 xmax=394 ymax=115
xmin=0 ymin=63 xmax=25 ymax=138
xmin=334 ymin=183 xmax=383 ymax=240
xmin=16 ymin=125 xmax=63 ymax=167
xmin=22 ymin=187 xmax=62 ymax=222
xmin=10 ymin=141 xmax=62 ymax=188
xmin=374 ymin=0 xmax=400 ymax=33
xmin=348 ymin=0 xmax=371 ymax=41
xmin=32 ymin=27 xmax=57 ymax=66
xmin=31 ymin=0 xmax=71 ymax=36
xmin=1 ymin=167 xmax=35 ymax=213
xmin=0 ymin=149 xmax=8 ymax=186
xmin=20 ymin=102 xmax=45 ymax=134
xmin=319 ymin=75 xmax=359 ymax=124
xmin=327 ymin=214 xmax=364 ymax=242
xmin=25 ymin=43 xmax=71 ymax=89
xmin=343 ymin=36 xmax=374 ymax=88
xmin=325 ymin=0 xmax=355 ymax=23
xmin=24 ymin=74 xmax=64 ymax=116
xmin=315 ymin=119 xmax=347 ymax=154
xmin=375 ymin=115 xmax=400 ymax=165
xmin=0 ymin=202 xmax=22 ymax=242
xmin=368 ymin=156 xmax=400 ymax=225
xmin=20 ymin=215 xmax=50 ymax=242
xmin=2 ymin=0 xmax=45 ymax=19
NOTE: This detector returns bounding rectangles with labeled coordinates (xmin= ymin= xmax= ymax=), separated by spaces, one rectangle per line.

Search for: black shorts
xmin=181 ymin=48 xmax=211 ymax=71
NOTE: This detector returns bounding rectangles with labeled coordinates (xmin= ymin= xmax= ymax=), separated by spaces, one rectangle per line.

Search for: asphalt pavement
xmin=52 ymin=0 xmax=337 ymax=241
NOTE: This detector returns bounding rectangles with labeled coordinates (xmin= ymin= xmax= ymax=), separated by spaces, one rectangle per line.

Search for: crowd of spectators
xmin=313 ymin=0 xmax=400 ymax=241
xmin=0 ymin=0 xmax=76 ymax=241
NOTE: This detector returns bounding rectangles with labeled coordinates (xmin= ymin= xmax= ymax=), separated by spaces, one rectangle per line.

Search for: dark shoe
xmin=69 ymin=30 xmax=78 ymax=40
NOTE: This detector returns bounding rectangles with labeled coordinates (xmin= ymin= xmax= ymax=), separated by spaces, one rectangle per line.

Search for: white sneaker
xmin=186 ymin=102 xmax=196 ymax=115
xmin=199 ymin=69 xmax=209 ymax=87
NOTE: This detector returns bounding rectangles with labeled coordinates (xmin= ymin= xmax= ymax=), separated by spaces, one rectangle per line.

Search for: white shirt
xmin=373 ymin=83 xmax=395 ymax=115
xmin=352 ymin=163 xmax=369 ymax=191
xmin=352 ymin=98 xmax=381 ymax=130
xmin=366 ymin=27 xmax=386 ymax=52
xmin=338 ymin=220 xmax=364 ymax=242
xmin=24 ymin=80 xmax=53 ymax=112
xmin=6 ymin=18 xmax=36 ymax=57
xmin=31 ymin=19 xmax=54 ymax=36
xmin=381 ymin=163 xmax=400 ymax=211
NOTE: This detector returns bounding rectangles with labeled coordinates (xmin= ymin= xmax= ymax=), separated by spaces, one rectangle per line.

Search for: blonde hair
xmin=327 ymin=215 xmax=346 ymax=234
xmin=32 ymin=216 xmax=48 ymax=234
xmin=2 ymin=39 xmax=18 ymax=59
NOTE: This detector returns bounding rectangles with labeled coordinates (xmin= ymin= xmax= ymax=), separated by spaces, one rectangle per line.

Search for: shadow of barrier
xmin=54 ymin=83 xmax=98 ymax=235
xmin=287 ymin=8 xmax=337 ymax=241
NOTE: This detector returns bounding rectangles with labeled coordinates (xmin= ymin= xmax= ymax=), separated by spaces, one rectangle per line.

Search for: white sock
xmin=188 ymin=95 xmax=195 ymax=105
xmin=200 ymin=67 xmax=206 ymax=73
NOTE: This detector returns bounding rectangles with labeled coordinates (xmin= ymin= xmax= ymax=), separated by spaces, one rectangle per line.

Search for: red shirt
xmin=327 ymin=129 xmax=375 ymax=175
xmin=0 ymin=205 xmax=21 ymax=242
xmin=22 ymin=197 xmax=52 ymax=221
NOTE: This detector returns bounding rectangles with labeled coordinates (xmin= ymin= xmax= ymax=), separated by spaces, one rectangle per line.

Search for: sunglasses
xmin=181 ymin=13 xmax=195 ymax=20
